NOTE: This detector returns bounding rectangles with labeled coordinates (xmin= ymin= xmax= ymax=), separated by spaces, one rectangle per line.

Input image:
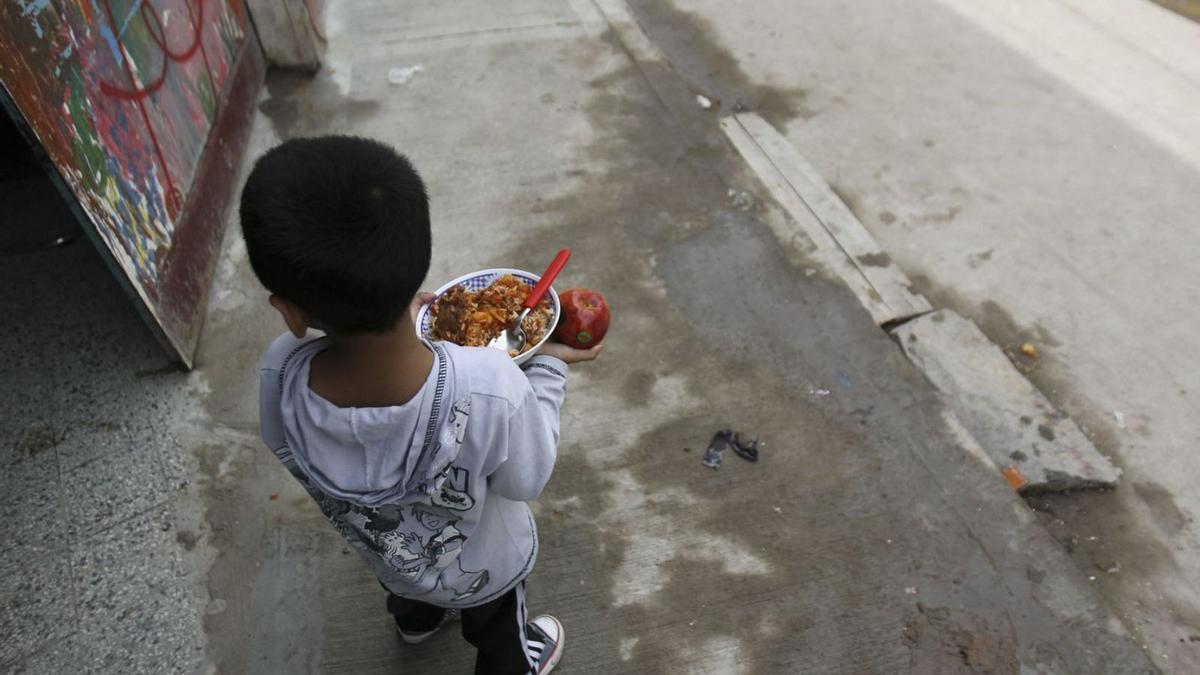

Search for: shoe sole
xmin=535 ymin=616 xmax=564 ymax=675
xmin=396 ymin=624 xmax=439 ymax=644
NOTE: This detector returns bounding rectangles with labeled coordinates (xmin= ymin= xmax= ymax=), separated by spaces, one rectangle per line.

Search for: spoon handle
xmin=524 ymin=248 xmax=571 ymax=310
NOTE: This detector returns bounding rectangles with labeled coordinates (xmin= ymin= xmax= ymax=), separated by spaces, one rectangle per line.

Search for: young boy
xmin=239 ymin=136 xmax=600 ymax=674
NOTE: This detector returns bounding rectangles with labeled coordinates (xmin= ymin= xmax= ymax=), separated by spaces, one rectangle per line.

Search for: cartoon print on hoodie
xmin=261 ymin=336 xmax=566 ymax=607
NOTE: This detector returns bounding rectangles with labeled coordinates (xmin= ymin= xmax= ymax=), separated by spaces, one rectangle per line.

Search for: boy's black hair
xmin=239 ymin=136 xmax=431 ymax=334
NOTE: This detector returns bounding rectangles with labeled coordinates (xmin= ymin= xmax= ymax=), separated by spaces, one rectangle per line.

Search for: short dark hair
xmin=239 ymin=136 xmax=431 ymax=334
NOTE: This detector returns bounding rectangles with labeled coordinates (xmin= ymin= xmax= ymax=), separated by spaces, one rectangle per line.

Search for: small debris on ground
xmin=772 ymin=507 xmax=782 ymax=514
xmin=269 ymin=493 xmax=279 ymax=501
xmin=702 ymin=430 xmax=727 ymax=470
xmin=695 ymin=93 xmax=712 ymax=109
xmin=702 ymin=429 xmax=763 ymax=469
xmin=810 ymin=388 xmax=831 ymax=397
xmin=1113 ymin=410 xmax=1127 ymax=429
xmin=727 ymin=189 xmax=754 ymax=211
xmin=905 ymin=587 xmax=918 ymax=595
xmin=387 ymin=64 xmax=423 ymax=85
xmin=1002 ymin=465 xmax=1028 ymax=491
xmin=1006 ymin=341 xmax=1040 ymax=373
xmin=904 ymin=605 xmax=1018 ymax=673
xmin=730 ymin=432 xmax=760 ymax=462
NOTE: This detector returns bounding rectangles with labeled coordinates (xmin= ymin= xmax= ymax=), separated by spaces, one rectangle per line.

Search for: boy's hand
xmin=409 ymin=291 xmax=436 ymax=324
xmin=538 ymin=341 xmax=603 ymax=364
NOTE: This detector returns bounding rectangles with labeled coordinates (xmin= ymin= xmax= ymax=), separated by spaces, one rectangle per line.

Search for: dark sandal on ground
xmin=730 ymin=432 xmax=759 ymax=462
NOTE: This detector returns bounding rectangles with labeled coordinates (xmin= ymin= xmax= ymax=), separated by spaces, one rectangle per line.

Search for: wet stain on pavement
xmin=493 ymin=30 xmax=931 ymax=669
xmin=1134 ymin=481 xmax=1193 ymax=535
xmin=904 ymin=604 xmax=1018 ymax=674
xmin=12 ymin=422 xmax=59 ymax=456
xmin=624 ymin=0 xmax=810 ymax=127
xmin=967 ymin=249 xmax=993 ymax=269
xmin=621 ymin=371 xmax=656 ymax=408
xmin=858 ymin=252 xmax=893 ymax=268
xmin=1037 ymin=424 xmax=1056 ymax=441
xmin=259 ymin=70 xmax=380 ymax=140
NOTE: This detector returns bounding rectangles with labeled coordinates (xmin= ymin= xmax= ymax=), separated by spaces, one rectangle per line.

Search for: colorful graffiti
xmin=0 ymin=0 xmax=246 ymax=310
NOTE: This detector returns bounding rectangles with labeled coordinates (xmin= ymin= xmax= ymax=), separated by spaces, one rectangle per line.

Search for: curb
xmin=717 ymin=113 xmax=1119 ymax=493
xmin=720 ymin=113 xmax=932 ymax=326
xmin=895 ymin=310 xmax=1120 ymax=491
xmin=717 ymin=114 xmax=1119 ymax=493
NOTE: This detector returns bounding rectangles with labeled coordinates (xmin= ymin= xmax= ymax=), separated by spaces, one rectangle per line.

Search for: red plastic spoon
xmin=489 ymin=248 xmax=571 ymax=355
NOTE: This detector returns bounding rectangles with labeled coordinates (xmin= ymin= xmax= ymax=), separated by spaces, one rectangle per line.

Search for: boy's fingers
xmin=409 ymin=292 xmax=437 ymax=322
xmin=538 ymin=342 xmax=602 ymax=363
xmin=566 ymin=344 xmax=603 ymax=362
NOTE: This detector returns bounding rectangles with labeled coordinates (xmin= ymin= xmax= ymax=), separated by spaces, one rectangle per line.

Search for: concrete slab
xmin=332 ymin=0 xmax=581 ymax=44
xmin=0 ymin=504 xmax=72 ymax=667
xmin=622 ymin=0 xmax=1200 ymax=667
xmin=0 ymin=209 xmax=209 ymax=672
xmin=933 ymin=0 xmax=1200 ymax=173
xmin=894 ymin=310 xmax=1120 ymax=491
xmin=71 ymin=508 xmax=201 ymax=674
xmin=9 ymin=636 xmax=86 ymax=675
xmin=59 ymin=443 xmax=169 ymax=541
xmin=54 ymin=420 xmax=147 ymax=472
xmin=722 ymin=112 xmax=931 ymax=325
xmin=0 ymin=428 xmax=65 ymax=549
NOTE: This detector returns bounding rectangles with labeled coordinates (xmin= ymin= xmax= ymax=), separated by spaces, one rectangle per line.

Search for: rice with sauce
xmin=428 ymin=274 xmax=553 ymax=356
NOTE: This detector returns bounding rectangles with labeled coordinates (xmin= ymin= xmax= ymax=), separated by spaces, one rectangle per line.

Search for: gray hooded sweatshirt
xmin=258 ymin=332 xmax=568 ymax=608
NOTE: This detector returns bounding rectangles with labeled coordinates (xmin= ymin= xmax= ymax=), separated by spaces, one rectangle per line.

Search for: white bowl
xmin=415 ymin=268 xmax=561 ymax=366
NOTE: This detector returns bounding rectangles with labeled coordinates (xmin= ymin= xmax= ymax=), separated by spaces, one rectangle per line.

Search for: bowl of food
xmin=416 ymin=268 xmax=561 ymax=366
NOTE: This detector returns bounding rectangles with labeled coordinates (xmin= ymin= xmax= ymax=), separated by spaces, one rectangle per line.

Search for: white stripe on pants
xmin=515 ymin=583 xmax=536 ymax=672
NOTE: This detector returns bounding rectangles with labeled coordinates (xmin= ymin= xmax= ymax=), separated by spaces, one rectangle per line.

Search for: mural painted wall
xmin=0 ymin=0 xmax=247 ymax=353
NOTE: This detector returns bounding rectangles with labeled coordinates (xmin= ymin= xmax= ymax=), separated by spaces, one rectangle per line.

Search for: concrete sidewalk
xmin=0 ymin=0 xmax=1162 ymax=673
xmin=193 ymin=1 xmax=1151 ymax=673
xmin=619 ymin=0 xmax=1200 ymax=670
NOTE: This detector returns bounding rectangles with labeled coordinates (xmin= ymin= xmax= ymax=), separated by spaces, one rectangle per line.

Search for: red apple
xmin=555 ymin=288 xmax=610 ymax=349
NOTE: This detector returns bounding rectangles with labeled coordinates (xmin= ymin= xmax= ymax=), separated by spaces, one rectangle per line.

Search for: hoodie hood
xmin=279 ymin=339 xmax=466 ymax=508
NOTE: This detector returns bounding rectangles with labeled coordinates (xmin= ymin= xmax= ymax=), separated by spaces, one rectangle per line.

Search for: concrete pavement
xmin=197 ymin=1 xmax=1151 ymax=672
xmin=0 ymin=0 xmax=1170 ymax=672
xmin=622 ymin=0 xmax=1200 ymax=670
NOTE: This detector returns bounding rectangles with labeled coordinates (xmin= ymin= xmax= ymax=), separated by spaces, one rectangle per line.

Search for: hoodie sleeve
xmin=487 ymin=355 xmax=569 ymax=502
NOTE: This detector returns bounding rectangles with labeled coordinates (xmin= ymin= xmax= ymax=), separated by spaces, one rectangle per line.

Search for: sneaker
xmin=396 ymin=608 xmax=460 ymax=644
xmin=526 ymin=615 xmax=564 ymax=674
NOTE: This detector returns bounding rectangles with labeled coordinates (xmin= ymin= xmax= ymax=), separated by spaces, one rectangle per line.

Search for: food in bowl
xmin=427 ymin=274 xmax=554 ymax=355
